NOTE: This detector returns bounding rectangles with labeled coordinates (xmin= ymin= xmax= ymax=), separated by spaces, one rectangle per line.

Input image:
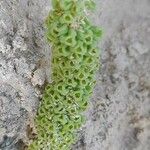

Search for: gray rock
xmin=0 ymin=0 xmax=150 ymax=150
xmin=0 ymin=0 xmax=50 ymax=149
xmin=73 ymin=0 xmax=150 ymax=150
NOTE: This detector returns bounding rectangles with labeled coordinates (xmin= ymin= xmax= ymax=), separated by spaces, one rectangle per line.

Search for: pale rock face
xmin=0 ymin=0 xmax=150 ymax=150
xmin=0 ymin=0 xmax=50 ymax=149
xmin=73 ymin=0 xmax=150 ymax=150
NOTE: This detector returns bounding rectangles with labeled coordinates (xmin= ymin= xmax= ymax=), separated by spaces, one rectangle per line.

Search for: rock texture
xmin=73 ymin=0 xmax=150 ymax=150
xmin=0 ymin=0 xmax=50 ymax=149
xmin=0 ymin=0 xmax=150 ymax=150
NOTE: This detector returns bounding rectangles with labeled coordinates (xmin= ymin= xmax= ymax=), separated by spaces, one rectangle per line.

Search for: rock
xmin=0 ymin=0 xmax=150 ymax=150
xmin=73 ymin=0 xmax=150 ymax=150
xmin=0 ymin=0 xmax=50 ymax=149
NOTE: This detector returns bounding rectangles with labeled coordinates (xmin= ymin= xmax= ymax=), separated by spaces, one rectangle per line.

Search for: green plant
xmin=28 ymin=0 xmax=102 ymax=149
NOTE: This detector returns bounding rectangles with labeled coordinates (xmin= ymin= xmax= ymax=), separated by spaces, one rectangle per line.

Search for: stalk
xmin=28 ymin=0 xmax=102 ymax=149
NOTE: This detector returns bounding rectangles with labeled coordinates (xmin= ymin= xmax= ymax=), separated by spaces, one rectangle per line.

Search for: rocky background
xmin=0 ymin=0 xmax=150 ymax=150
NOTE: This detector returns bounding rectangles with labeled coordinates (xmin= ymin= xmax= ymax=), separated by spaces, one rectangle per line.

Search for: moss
xmin=28 ymin=0 xmax=102 ymax=149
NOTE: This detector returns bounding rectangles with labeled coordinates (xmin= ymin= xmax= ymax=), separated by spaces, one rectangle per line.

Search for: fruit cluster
xmin=28 ymin=0 xmax=102 ymax=149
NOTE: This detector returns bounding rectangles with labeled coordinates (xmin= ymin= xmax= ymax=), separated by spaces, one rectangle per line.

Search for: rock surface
xmin=0 ymin=0 xmax=50 ymax=149
xmin=0 ymin=0 xmax=150 ymax=150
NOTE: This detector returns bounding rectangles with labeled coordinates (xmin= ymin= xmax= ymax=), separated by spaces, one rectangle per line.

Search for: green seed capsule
xmin=29 ymin=0 xmax=102 ymax=149
xmin=60 ymin=13 xmax=74 ymax=24
xmin=59 ymin=0 xmax=73 ymax=11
